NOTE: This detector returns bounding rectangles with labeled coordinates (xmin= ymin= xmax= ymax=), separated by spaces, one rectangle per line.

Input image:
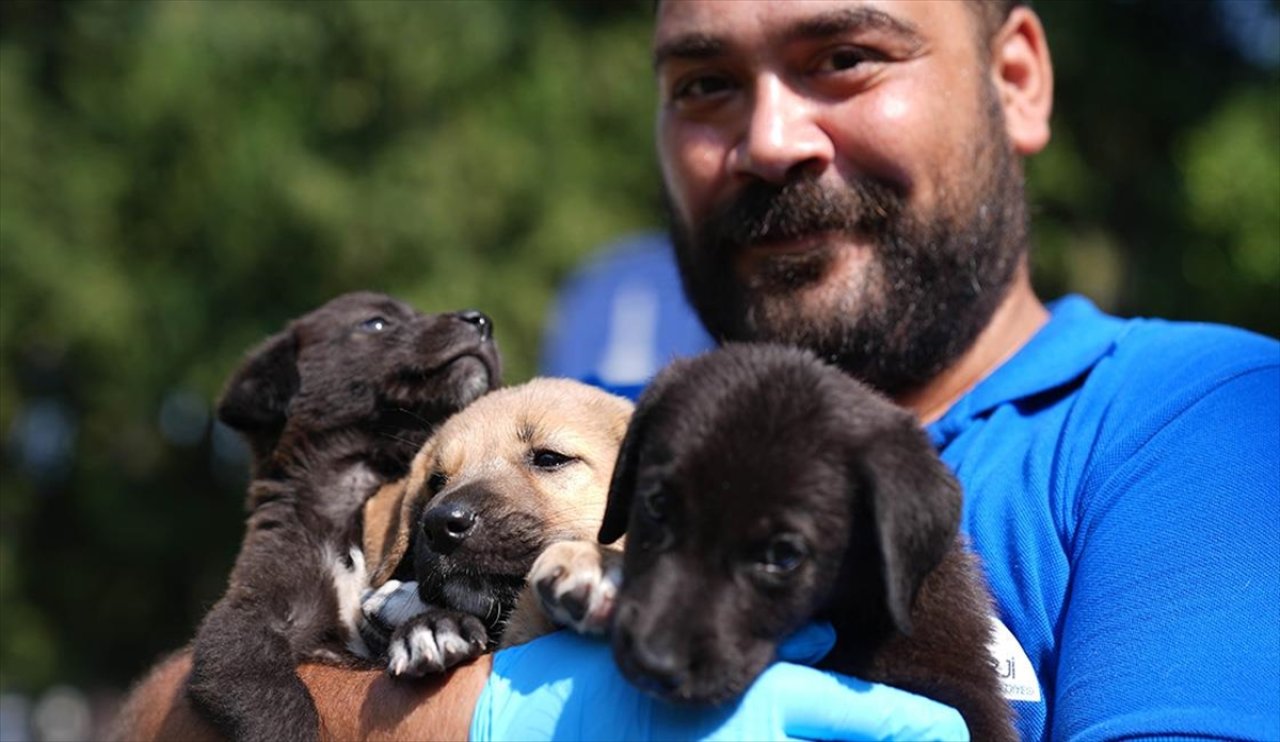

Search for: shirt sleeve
xmin=1053 ymin=365 xmax=1280 ymax=740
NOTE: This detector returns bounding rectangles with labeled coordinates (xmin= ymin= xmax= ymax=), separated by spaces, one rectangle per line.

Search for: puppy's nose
xmin=422 ymin=503 xmax=477 ymax=553
xmin=456 ymin=310 xmax=493 ymax=341
xmin=616 ymin=622 xmax=686 ymax=696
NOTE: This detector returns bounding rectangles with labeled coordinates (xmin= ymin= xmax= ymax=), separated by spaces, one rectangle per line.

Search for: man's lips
xmin=735 ymin=230 xmax=876 ymax=271
xmin=742 ymin=231 xmax=834 ymax=256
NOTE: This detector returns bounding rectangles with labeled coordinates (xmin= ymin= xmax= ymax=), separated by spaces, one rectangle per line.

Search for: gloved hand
xmin=470 ymin=623 xmax=969 ymax=741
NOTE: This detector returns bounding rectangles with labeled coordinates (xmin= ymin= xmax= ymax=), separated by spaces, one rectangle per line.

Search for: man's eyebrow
xmin=653 ymin=33 xmax=726 ymax=71
xmin=783 ymin=6 xmax=924 ymax=48
xmin=653 ymin=6 xmax=925 ymax=70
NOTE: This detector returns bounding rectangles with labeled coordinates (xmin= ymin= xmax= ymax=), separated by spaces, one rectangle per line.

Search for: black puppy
xmin=598 ymin=343 xmax=1015 ymax=741
xmin=186 ymin=292 xmax=500 ymax=742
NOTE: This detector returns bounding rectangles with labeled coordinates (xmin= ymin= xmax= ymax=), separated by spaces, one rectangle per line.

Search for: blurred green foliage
xmin=0 ymin=0 xmax=1276 ymax=696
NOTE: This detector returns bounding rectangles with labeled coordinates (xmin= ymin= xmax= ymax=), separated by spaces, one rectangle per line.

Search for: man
xmin=114 ymin=1 xmax=1279 ymax=740
xmin=639 ymin=1 xmax=1278 ymax=739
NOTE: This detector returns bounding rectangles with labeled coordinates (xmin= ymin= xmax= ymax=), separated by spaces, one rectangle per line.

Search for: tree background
xmin=0 ymin=0 xmax=1276 ymax=732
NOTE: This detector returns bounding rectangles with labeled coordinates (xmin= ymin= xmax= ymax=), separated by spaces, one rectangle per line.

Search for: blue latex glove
xmin=470 ymin=623 xmax=969 ymax=741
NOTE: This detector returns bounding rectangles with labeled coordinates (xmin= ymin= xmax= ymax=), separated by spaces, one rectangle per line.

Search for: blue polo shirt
xmin=929 ymin=295 xmax=1280 ymax=741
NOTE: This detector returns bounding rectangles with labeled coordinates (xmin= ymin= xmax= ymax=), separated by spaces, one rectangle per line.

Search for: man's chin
xmin=730 ymin=254 xmax=875 ymax=338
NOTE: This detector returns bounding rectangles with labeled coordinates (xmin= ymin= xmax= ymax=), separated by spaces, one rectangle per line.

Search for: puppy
xmin=359 ymin=378 xmax=632 ymax=677
xmin=539 ymin=344 xmax=1015 ymax=741
xmin=186 ymin=292 xmax=501 ymax=742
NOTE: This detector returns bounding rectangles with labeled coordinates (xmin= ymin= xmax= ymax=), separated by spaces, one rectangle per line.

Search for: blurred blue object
xmin=540 ymin=233 xmax=715 ymax=399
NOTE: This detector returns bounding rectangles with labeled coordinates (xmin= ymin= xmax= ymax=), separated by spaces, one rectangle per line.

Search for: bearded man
xmin=113 ymin=2 xmax=1279 ymax=740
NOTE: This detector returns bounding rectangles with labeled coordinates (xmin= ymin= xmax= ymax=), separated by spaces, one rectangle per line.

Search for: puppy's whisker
xmin=388 ymin=406 xmax=433 ymax=426
xmin=375 ymin=431 xmax=423 ymax=447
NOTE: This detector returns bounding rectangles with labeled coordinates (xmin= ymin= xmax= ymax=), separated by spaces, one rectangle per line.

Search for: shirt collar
xmin=928 ymin=295 xmax=1128 ymax=446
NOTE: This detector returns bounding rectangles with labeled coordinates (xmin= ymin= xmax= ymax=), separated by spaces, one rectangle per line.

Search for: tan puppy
xmin=359 ymin=378 xmax=632 ymax=676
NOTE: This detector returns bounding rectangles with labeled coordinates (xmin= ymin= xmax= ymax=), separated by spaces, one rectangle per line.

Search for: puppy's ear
xmin=216 ymin=330 xmax=299 ymax=432
xmin=855 ymin=422 xmax=961 ymax=636
xmin=599 ymin=409 xmax=645 ymax=544
xmin=370 ymin=439 xmax=435 ymax=586
xmin=601 ymin=376 xmax=680 ymax=544
xmin=600 ymin=364 xmax=682 ymax=544
xmin=363 ymin=479 xmax=407 ymax=586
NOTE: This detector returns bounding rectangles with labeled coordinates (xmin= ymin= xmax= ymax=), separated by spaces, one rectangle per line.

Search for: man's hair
xmin=974 ymin=0 xmax=1025 ymax=41
xmin=651 ymin=1 xmax=1027 ymax=42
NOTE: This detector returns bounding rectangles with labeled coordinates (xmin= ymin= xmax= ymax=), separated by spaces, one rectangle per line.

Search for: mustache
xmin=699 ymin=175 xmax=906 ymax=252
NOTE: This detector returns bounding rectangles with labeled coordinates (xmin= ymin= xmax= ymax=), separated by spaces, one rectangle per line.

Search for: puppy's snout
xmin=422 ymin=503 xmax=478 ymax=553
xmin=455 ymin=310 xmax=493 ymax=341
xmin=614 ymin=613 xmax=686 ymax=697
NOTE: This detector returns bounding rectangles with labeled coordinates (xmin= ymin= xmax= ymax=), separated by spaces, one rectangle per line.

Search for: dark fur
xmin=598 ymin=343 xmax=1015 ymax=741
xmin=187 ymin=292 xmax=500 ymax=742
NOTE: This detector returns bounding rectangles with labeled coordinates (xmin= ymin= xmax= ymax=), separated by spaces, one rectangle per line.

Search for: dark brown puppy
xmin=597 ymin=343 xmax=1015 ymax=741
xmin=185 ymin=292 xmax=500 ymax=742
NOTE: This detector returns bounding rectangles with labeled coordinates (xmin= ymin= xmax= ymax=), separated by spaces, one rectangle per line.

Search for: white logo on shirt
xmin=987 ymin=617 xmax=1042 ymax=703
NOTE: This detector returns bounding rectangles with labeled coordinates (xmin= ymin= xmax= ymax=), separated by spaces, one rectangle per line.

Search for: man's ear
xmin=216 ymin=330 xmax=299 ymax=433
xmin=990 ymin=6 xmax=1054 ymax=156
xmin=853 ymin=421 xmax=962 ymax=636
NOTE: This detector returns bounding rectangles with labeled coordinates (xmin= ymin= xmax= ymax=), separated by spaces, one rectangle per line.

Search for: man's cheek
xmin=661 ymin=125 xmax=731 ymax=228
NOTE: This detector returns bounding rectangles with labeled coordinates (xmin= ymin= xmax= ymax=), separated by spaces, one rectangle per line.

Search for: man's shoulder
xmin=1114 ymin=315 xmax=1277 ymax=362
xmin=1070 ymin=315 xmax=1278 ymax=453
xmin=1098 ymin=315 xmax=1278 ymax=395
xmin=1032 ymin=313 xmax=1280 ymax=531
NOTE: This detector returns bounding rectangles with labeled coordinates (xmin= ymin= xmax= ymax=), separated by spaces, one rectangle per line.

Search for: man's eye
xmin=358 ymin=316 xmax=390 ymax=332
xmin=671 ymin=73 xmax=735 ymax=104
xmin=816 ymin=46 xmax=876 ymax=74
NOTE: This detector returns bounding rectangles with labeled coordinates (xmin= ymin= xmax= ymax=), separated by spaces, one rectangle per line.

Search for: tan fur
xmin=363 ymin=449 xmax=431 ymax=586
xmin=504 ymin=540 xmax=625 ymax=646
xmin=363 ymin=378 xmax=633 ymax=643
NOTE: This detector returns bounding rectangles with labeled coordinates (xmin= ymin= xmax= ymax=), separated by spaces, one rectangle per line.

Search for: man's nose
xmin=729 ymin=75 xmax=832 ymax=184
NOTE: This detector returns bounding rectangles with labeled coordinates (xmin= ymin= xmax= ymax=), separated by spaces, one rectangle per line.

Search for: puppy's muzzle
xmin=453 ymin=309 xmax=493 ymax=341
xmin=614 ymin=617 xmax=688 ymax=697
xmin=422 ymin=501 xmax=479 ymax=554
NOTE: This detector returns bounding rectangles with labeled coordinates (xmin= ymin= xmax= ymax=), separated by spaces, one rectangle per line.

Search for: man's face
xmin=655 ymin=0 xmax=1029 ymax=394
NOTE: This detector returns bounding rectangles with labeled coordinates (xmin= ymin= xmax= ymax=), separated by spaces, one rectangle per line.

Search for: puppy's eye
xmin=643 ymin=489 xmax=670 ymax=522
xmin=531 ymin=449 xmax=575 ymax=470
xmin=358 ymin=316 xmax=390 ymax=332
xmin=756 ymin=534 xmax=808 ymax=575
xmin=427 ymin=471 xmax=448 ymax=494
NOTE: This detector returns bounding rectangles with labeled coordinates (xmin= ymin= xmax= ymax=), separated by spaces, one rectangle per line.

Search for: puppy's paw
xmin=359 ymin=579 xmax=427 ymax=657
xmin=386 ymin=608 xmax=488 ymax=677
xmin=528 ymin=541 xmax=622 ymax=635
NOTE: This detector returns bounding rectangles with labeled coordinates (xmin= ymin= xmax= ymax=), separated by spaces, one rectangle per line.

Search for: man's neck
xmin=896 ymin=271 xmax=1048 ymax=424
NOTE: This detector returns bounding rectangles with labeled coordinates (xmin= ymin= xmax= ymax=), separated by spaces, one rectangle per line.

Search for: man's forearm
xmin=110 ymin=649 xmax=492 ymax=741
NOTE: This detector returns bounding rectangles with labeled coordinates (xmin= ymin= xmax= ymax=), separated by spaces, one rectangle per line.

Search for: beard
xmin=669 ymin=92 xmax=1029 ymax=396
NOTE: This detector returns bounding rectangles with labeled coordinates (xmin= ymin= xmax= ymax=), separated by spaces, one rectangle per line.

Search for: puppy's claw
xmin=362 ymin=579 xmax=427 ymax=629
xmin=359 ymin=579 xmax=430 ymax=659
xmin=386 ymin=608 xmax=488 ymax=678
